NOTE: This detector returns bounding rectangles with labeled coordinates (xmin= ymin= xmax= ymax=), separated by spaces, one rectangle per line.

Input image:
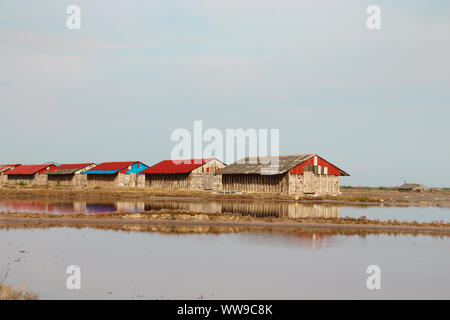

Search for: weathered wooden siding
xmin=85 ymin=173 xmax=140 ymax=188
xmin=3 ymin=174 xmax=36 ymax=185
xmin=221 ymin=174 xmax=288 ymax=193
xmin=1 ymin=174 xmax=47 ymax=186
xmin=144 ymin=173 xmax=190 ymax=190
xmin=144 ymin=173 xmax=212 ymax=191
xmin=86 ymin=174 xmax=118 ymax=188
xmin=47 ymin=174 xmax=75 ymax=186
xmin=143 ymin=159 xmax=226 ymax=191
xmin=218 ymin=171 xmax=340 ymax=196
xmin=287 ymin=172 xmax=339 ymax=196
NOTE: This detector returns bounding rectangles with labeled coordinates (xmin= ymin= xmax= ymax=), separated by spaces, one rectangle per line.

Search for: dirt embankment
xmin=341 ymin=188 xmax=450 ymax=208
xmin=0 ymin=186 xmax=449 ymax=236
xmin=1 ymin=210 xmax=449 ymax=236
xmin=0 ymin=185 xmax=449 ymax=207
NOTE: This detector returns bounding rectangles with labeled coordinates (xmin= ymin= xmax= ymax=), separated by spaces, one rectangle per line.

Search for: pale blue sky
xmin=1 ymin=1 xmax=449 ymax=187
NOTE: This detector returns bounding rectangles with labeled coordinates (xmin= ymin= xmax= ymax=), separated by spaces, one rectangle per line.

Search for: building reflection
xmin=0 ymin=199 xmax=340 ymax=219
xmin=221 ymin=201 xmax=339 ymax=219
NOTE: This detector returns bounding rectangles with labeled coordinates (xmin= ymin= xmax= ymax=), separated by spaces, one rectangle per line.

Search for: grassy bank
xmin=0 ymin=283 xmax=38 ymax=300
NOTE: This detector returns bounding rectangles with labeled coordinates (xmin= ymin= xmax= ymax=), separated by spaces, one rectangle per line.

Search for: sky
xmin=0 ymin=0 xmax=449 ymax=187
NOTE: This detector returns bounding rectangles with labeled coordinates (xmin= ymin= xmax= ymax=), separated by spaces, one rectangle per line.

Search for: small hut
xmin=3 ymin=164 xmax=56 ymax=185
xmin=45 ymin=163 xmax=96 ymax=187
xmin=83 ymin=161 xmax=149 ymax=188
xmin=140 ymin=158 xmax=226 ymax=190
xmin=216 ymin=154 xmax=349 ymax=196
xmin=398 ymin=183 xmax=430 ymax=192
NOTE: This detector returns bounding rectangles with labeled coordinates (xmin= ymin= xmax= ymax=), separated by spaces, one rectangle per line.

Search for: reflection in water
xmin=85 ymin=203 xmax=117 ymax=214
xmin=0 ymin=200 xmax=135 ymax=215
xmin=0 ymin=199 xmax=339 ymax=219
xmin=144 ymin=201 xmax=222 ymax=215
xmin=293 ymin=232 xmax=331 ymax=249
xmin=1 ymin=198 xmax=450 ymax=223
xmin=0 ymin=200 xmax=77 ymax=214
xmin=237 ymin=231 xmax=335 ymax=249
xmin=143 ymin=200 xmax=339 ymax=219
xmin=221 ymin=202 xmax=339 ymax=219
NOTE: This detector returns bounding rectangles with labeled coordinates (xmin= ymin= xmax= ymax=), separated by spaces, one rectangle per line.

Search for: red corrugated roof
xmin=141 ymin=158 xmax=213 ymax=174
xmin=84 ymin=161 xmax=137 ymax=173
xmin=47 ymin=163 xmax=94 ymax=172
xmin=0 ymin=164 xmax=20 ymax=170
xmin=0 ymin=164 xmax=21 ymax=174
xmin=5 ymin=164 xmax=55 ymax=175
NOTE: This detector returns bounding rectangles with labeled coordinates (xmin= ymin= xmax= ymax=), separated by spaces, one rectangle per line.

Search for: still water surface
xmin=0 ymin=227 xmax=449 ymax=299
xmin=0 ymin=198 xmax=449 ymax=223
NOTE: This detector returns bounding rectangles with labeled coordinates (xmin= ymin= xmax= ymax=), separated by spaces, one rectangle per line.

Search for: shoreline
xmin=1 ymin=186 xmax=449 ymax=236
xmin=1 ymin=211 xmax=450 ymax=236
xmin=0 ymin=186 xmax=449 ymax=208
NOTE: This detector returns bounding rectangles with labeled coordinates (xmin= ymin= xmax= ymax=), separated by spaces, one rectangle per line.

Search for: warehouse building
xmin=83 ymin=161 xmax=148 ymax=188
xmin=140 ymin=158 xmax=226 ymax=190
xmin=2 ymin=164 xmax=56 ymax=185
xmin=45 ymin=163 xmax=96 ymax=187
xmin=215 ymin=154 xmax=349 ymax=196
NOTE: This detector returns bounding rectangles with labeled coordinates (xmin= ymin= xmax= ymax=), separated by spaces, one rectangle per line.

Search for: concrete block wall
xmin=118 ymin=173 xmax=141 ymax=188
xmin=73 ymin=174 xmax=88 ymax=188
xmin=213 ymin=174 xmax=223 ymax=192
xmin=288 ymin=173 xmax=303 ymax=195
xmin=34 ymin=174 xmax=48 ymax=186
xmin=188 ymin=173 xmax=204 ymax=190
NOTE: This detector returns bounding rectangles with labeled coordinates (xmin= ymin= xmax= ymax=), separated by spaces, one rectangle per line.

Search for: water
xmin=0 ymin=227 xmax=449 ymax=299
xmin=0 ymin=198 xmax=449 ymax=223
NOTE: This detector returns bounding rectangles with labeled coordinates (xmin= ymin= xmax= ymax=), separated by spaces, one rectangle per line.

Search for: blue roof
xmin=82 ymin=162 xmax=149 ymax=175
xmin=82 ymin=170 xmax=119 ymax=174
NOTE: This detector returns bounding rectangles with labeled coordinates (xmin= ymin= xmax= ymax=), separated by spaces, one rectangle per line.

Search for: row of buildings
xmin=0 ymin=154 xmax=349 ymax=196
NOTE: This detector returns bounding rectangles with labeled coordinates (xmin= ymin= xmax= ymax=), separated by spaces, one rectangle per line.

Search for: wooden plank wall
xmin=220 ymin=173 xmax=340 ymax=196
xmin=86 ymin=174 xmax=118 ymax=188
xmin=47 ymin=174 xmax=75 ymax=186
xmin=5 ymin=175 xmax=36 ymax=185
xmin=221 ymin=174 xmax=287 ymax=193
xmin=144 ymin=173 xmax=190 ymax=190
